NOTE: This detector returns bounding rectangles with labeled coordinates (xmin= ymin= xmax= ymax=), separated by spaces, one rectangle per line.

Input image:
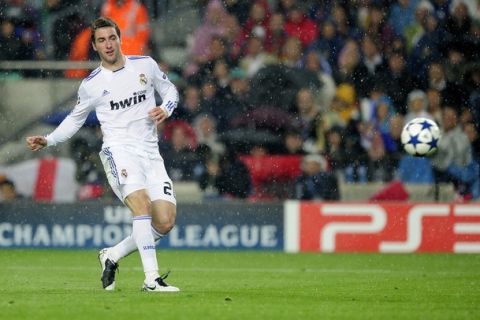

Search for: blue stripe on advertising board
xmin=0 ymin=201 xmax=283 ymax=250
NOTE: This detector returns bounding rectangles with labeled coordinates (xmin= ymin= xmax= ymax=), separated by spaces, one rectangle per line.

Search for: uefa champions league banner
xmin=0 ymin=202 xmax=284 ymax=250
xmin=284 ymin=201 xmax=480 ymax=253
xmin=2 ymin=200 xmax=479 ymax=252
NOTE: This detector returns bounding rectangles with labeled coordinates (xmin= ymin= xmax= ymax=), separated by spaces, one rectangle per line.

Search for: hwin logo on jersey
xmin=110 ymin=91 xmax=146 ymax=110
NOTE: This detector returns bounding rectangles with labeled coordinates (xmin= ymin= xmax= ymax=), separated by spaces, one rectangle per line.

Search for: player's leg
xmin=97 ymin=147 xmax=159 ymax=290
xmin=141 ymin=148 xmax=179 ymax=292
xmin=99 ymin=200 xmax=168 ymax=290
xmin=97 ymin=147 xmax=125 ymax=290
xmin=140 ymin=199 xmax=179 ymax=292
xmin=102 ymin=166 xmax=176 ymax=257
xmin=150 ymin=199 xmax=176 ymax=239
xmin=122 ymin=189 xmax=164 ymax=289
xmin=99 ymin=147 xmax=179 ymax=291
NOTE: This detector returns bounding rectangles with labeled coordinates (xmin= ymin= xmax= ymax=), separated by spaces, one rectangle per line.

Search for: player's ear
xmin=92 ymin=42 xmax=98 ymax=52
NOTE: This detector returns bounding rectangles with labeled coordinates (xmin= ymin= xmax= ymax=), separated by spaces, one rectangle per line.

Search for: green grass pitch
xmin=0 ymin=250 xmax=479 ymax=319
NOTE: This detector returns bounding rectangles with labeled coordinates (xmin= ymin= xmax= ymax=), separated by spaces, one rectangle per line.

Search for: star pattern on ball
xmin=428 ymin=136 xmax=439 ymax=150
xmin=420 ymin=120 xmax=433 ymax=130
xmin=408 ymin=134 xmax=420 ymax=147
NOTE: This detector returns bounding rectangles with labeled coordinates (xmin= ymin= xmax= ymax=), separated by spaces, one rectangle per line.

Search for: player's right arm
xmin=26 ymin=83 xmax=93 ymax=151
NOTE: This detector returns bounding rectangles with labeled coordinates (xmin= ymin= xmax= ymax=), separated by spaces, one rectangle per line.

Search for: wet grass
xmin=0 ymin=250 xmax=479 ymax=319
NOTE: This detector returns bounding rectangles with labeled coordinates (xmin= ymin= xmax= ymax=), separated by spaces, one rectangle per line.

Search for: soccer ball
xmin=401 ymin=117 xmax=441 ymax=157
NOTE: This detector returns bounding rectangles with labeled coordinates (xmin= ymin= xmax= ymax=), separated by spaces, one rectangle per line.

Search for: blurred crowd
xmin=1 ymin=0 xmax=480 ymax=202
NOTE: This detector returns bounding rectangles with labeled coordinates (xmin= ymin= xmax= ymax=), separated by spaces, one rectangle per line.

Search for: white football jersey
xmin=46 ymin=56 xmax=178 ymax=150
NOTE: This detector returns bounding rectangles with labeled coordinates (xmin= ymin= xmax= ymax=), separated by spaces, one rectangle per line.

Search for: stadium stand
xmin=0 ymin=0 xmax=479 ymax=203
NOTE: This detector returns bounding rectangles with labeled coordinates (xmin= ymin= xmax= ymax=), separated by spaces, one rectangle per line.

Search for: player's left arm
xmin=148 ymin=58 xmax=179 ymax=124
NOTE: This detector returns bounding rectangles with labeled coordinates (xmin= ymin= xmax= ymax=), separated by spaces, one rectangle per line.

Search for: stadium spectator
xmin=198 ymin=149 xmax=251 ymax=199
xmin=432 ymin=106 xmax=478 ymax=200
xmin=426 ymin=88 xmax=443 ymax=125
xmin=239 ymin=36 xmax=277 ymax=78
xmin=334 ymin=38 xmax=371 ymax=97
xmin=445 ymin=0 xmax=472 ymax=39
xmin=190 ymin=0 xmax=227 ymax=64
xmin=379 ymin=50 xmax=416 ymax=114
xmin=160 ymin=121 xmax=198 ymax=181
xmin=280 ymin=36 xmax=303 ymax=67
xmin=227 ymin=67 xmax=252 ymax=112
xmin=464 ymin=63 xmax=480 ymax=126
xmin=360 ymin=4 xmax=397 ymax=54
xmin=324 ymin=126 xmax=348 ymax=179
xmin=293 ymin=88 xmax=322 ymax=153
xmin=464 ymin=122 xmax=480 ymax=163
xmin=173 ymin=85 xmax=204 ymax=122
xmin=443 ymin=47 xmax=467 ymax=86
xmin=410 ymin=12 xmax=443 ymax=83
xmin=275 ymin=0 xmax=298 ymax=16
xmin=65 ymin=0 xmax=150 ymax=78
xmin=199 ymin=77 xmax=239 ymax=132
xmin=403 ymin=0 xmax=434 ymax=52
xmin=278 ymin=130 xmax=306 ymax=155
xmin=233 ymin=0 xmax=271 ymax=58
xmin=424 ymin=61 xmax=465 ymax=108
xmin=302 ymin=50 xmax=337 ymax=111
xmin=191 ymin=36 xmax=232 ymax=81
xmin=1 ymin=0 xmax=43 ymax=60
xmin=368 ymin=96 xmax=399 ymax=182
xmin=223 ymin=0 xmax=251 ymax=25
xmin=432 ymin=0 xmax=451 ymax=22
xmin=192 ymin=113 xmax=225 ymax=157
xmin=357 ymin=35 xmax=388 ymax=98
xmin=264 ymin=12 xmax=287 ymax=57
xmin=212 ymin=59 xmax=231 ymax=90
xmin=0 ymin=178 xmax=20 ymax=202
xmin=330 ymin=3 xmax=357 ymax=39
xmin=0 ymin=17 xmax=34 ymax=61
xmin=404 ymin=89 xmax=434 ymax=123
xmin=101 ymin=0 xmax=150 ymax=54
xmin=329 ymin=83 xmax=359 ymax=128
xmin=43 ymin=0 xmax=86 ymax=60
xmin=284 ymin=4 xmax=319 ymax=47
xmin=308 ymin=19 xmax=344 ymax=68
xmin=388 ymin=0 xmax=419 ymax=36
xmin=294 ymin=154 xmax=340 ymax=201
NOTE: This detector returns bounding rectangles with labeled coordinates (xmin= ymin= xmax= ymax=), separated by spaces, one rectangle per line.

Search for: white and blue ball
xmin=401 ymin=117 xmax=441 ymax=157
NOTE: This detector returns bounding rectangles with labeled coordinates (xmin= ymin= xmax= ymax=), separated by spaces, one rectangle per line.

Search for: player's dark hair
xmin=91 ymin=17 xmax=121 ymax=43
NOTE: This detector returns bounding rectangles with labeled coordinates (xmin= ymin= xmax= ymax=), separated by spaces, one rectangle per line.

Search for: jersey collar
xmin=99 ymin=55 xmax=133 ymax=74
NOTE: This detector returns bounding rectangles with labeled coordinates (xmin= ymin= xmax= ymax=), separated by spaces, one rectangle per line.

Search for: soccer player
xmin=26 ymin=17 xmax=179 ymax=292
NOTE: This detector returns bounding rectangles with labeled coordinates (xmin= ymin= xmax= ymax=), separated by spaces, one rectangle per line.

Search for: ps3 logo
xmin=286 ymin=203 xmax=480 ymax=253
xmin=320 ymin=204 xmax=480 ymax=253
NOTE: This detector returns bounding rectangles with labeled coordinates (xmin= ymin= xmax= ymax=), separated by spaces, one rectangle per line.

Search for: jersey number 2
xmin=163 ymin=182 xmax=172 ymax=196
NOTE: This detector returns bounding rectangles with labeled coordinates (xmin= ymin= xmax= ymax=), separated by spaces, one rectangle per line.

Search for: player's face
xmin=93 ymin=27 xmax=122 ymax=66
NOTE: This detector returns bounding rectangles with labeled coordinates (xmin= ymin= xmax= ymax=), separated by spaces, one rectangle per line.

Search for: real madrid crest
xmin=139 ymin=73 xmax=147 ymax=85
xmin=121 ymin=169 xmax=128 ymax=178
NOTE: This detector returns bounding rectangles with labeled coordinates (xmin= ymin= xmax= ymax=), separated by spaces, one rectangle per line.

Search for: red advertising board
xmin=284 ymin=202 xmax=480 ymax=253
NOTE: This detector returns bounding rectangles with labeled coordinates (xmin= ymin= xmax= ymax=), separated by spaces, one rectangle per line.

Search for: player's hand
xmin=148 ymin=106 xmax=168 ymax=124
xmin=26 ymin=136 xmax=47 ymax=151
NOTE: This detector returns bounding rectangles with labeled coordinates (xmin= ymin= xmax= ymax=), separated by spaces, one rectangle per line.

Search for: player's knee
xmin=126 ymin=191 xmax=153 ymax=215
xmin=151 ymin=215 xmax=175 ymax=234
xmin=136 ymin=196 xmax=152 ymax=214
xmin=162 ymin=222 xmax=175 ymax=235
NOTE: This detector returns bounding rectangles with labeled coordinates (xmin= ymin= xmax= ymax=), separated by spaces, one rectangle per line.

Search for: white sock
xmin=108 ymin=235 xmax=136 ymax=263
xmin=132 ymin=215 xmax=159 ymax=283
xmin=151 ymin=225 xmax=165 ymax=241
xmin=108 ymin=224 xmax=164 ymax=262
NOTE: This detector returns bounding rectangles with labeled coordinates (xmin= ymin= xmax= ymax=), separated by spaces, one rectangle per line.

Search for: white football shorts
xmin=99 ymin=145 xmax=176 ymax=205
